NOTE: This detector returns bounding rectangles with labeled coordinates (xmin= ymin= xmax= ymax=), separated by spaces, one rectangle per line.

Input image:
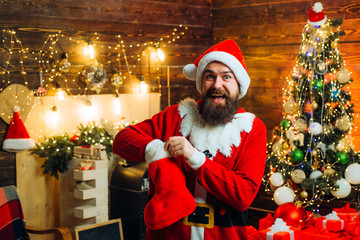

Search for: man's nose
xmin=212 ymin=76 xmax=222 ymax=89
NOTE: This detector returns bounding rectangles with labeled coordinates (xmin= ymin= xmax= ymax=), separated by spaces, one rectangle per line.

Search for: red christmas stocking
xmin=145 ymin=157 xmax=196 ymax=230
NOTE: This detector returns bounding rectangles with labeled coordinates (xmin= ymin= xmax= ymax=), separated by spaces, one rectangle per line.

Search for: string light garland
xmin=0 ymin=29 xmax=29 ymax=91
xmin=263 ymin=18 xmax=359 ymax=214
xmin=0 ymin=25 xmax=189 ymax=120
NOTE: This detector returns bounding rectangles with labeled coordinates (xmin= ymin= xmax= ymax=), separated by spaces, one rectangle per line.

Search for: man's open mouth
xmin=211 ymin=93 xmax=226 ymax=103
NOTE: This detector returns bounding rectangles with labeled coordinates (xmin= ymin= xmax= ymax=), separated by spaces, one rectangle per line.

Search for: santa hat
xmin=2 ymin=106 xmax=35 ymax=153
xmin=183 ymin=39 xmax=250 ymax=99
xmin=308 ymin=2 xmax=327 ymax=26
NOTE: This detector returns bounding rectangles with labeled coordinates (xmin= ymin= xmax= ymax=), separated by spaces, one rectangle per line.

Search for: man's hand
xmin=164 ymin=136 xmax=195 ymax=160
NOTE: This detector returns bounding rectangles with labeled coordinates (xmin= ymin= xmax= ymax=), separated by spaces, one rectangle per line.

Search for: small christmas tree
xmin=264 ymin=2 xmax=360 ymax=213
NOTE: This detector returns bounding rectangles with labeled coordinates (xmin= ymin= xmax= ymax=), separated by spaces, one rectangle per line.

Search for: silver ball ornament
xmin=330 ymin=178 xmax=351 ymax=199
xmin=270 ymin=172 xmax=284 ymax=187
xmin=309 ymin=170 xmax=322 ymax=179
xmin=345 ymin=163 xmax=360 ymax=185
xmin=309 ymin=122 xmax=322 ymax=135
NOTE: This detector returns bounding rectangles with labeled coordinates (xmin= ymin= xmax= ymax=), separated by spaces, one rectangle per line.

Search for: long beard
xmin=199 ymin=89 xmax=239 ymax=126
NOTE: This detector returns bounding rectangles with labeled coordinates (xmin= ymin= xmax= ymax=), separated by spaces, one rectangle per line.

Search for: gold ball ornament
xmin=335 ymin=116 xmax=351 ymax=131
xmin=323 ymin=124 xmax=333 ymax=134
xmin=331 ymin=41 xmax=339 ymax=49
xmin=336 ymin=138 xmax=351 ymax=152
xmin=282 ymin=142 xmax=290 ymax=150
xmin=311 ymin=149 xmax=318 ymax=157
xmin=294 ymin=116 xmax=308 ymax=132
xmin=337 ymin=68 xmax=351 ymax=84
xmin=300 ymin=189 xmax=308 ymax=198
xmin=291 ymin=169 xmax=306 ymax=184
xmin=323 ymin=167 xmax=335 ymax=176
xmin=284 ymin=100 xmax=298 ymax=114
xmin=272 ymin=141 xmax=286 ymax=156
xmin=311 ymin=102 xmax=318 ymax=110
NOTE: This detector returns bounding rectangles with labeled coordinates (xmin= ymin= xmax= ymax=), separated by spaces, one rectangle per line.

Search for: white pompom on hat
xmin=2 ymin=106 xmax=35 ymax=152
xmin=308 ymin=2 xmax=327 ymax=26
xmin=183 ymin=39 xmax=250 ymax=99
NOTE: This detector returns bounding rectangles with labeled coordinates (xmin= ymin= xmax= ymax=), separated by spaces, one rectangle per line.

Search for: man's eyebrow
xmin=203 ymin=69 xmax=233 ymax=74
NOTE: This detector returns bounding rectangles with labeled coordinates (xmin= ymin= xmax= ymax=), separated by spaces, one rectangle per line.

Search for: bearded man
xmin=112 ymin=39 xmax=267 ymax=240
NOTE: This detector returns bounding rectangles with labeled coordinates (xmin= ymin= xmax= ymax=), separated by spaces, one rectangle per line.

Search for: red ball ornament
xmin=274 ymin=202 xmax=307 ymax=229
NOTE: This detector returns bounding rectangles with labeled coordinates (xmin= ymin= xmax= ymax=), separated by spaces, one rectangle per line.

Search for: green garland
xmin=30 ymin=122 xmax=113 ymax=179
xmin=29 ymin=134 xmax=75 ymax=179
xmin=75 ymin=122 xmax=113 ymax=159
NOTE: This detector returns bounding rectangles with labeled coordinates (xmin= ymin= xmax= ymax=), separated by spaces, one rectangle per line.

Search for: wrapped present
xmin=259 ymin=218 xmax=301 ymax=240
xmin=315 ymin=211 xmax=345 ymax=232
xmin=334 ymin=204 xmax=360 ymax=223
xmin=259 ymin=213 xmax=275 ymax=230
xmin=343 ymin=221 xmax=360 ymax=238
xmin=302 ymin=227 xmax=341 ymax=240
xmin=306 ymin=211 xmax=315 ymax=227
xmin=245 ymin=225 xmax=261 ymax=240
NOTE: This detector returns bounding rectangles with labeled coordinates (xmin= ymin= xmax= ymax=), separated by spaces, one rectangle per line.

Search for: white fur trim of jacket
xmin=178 ymin=98 xmax=255 ymax=159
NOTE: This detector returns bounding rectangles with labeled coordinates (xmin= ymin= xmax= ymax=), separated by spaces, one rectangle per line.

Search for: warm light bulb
xmin=59 ymin=52 xmax=71 ymax=72
xmin=157 ymin=48 xmax=165 ymax=61
xmin=84 ymin=40 xmax=95 ymax=60
xmin=140 ymin=80 xmax=148 ymax=93
xmin=88 ymin=44 xmax=95 ymax=60
xmin=45 ymin=109 xmax=60 ymax=129
xmin=55 ymin=88 xmax=67 ymax=101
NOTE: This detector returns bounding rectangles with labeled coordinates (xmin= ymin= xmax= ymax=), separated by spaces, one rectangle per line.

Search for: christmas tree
xmin=264 ymin=2 xmax=360 ymax=213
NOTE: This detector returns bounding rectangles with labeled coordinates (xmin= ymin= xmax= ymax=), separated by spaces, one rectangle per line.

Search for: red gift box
xmin=302 ymin=227 xmax=341 ymax=240
xmin=315 ymin=211 xmax=345 ymax=232
xmin=306 ymin=211 xmax=315 ymax=227
xmin=344 ymin=221 xmax=360 ymax=238
xmin=259 ymin=218 xmax=301 ymax=240
xmin=259 ymin=213 xmax=275 ymax=230
xmin=334 ymin=204 xmax=360 ymax=223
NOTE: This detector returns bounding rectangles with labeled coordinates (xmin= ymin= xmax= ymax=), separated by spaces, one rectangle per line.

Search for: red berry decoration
xmin=70 ymin=134 xmax=79 ymax=143
xmin=81 ymin=166 xmax=85 ymax=171
xmin=89 ymin=166 xmax=94 ymax=170
xmin=274 ymin=202 xmax=307 ymax=229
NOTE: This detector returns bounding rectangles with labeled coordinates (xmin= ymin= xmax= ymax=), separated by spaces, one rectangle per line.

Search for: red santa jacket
xmin=112 ymin=98 xmax=267 ymax=240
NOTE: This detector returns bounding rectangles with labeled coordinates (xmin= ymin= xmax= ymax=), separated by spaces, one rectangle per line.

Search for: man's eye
xmin=206 ymin=75 xmax=215 ymax=79
xmin=224 ymin=75 xmax=231 ymax=80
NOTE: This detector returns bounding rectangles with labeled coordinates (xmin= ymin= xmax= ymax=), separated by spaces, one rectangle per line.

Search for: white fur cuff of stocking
xmin=186 ymin=149 xmax=206 ymax=170
xmin=145 ymin=139 xmax=171 ymax=165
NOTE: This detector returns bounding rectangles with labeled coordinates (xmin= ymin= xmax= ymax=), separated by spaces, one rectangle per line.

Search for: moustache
xmin=205 ymin=88 xmax=230 ymax=99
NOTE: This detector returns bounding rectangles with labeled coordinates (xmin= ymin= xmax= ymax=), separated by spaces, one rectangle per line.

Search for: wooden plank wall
xmin=0 ymin=0 xmax=212 ymax=188
xmin=212 ymin=0 xmax=360 ymax=228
